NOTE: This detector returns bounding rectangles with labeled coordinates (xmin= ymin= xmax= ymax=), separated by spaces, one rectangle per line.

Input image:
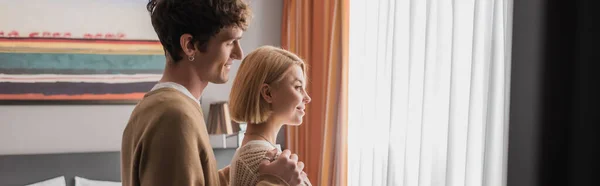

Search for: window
xmin=348 ymin=0 xmax=514 ymax=185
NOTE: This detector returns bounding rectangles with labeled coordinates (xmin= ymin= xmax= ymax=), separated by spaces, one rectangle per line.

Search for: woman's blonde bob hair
xmin=229 ymin=45 xmax=306 ymax=124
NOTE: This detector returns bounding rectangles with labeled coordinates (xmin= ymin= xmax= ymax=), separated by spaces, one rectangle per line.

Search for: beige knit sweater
xmin=230 ymin=140 xmax=312 ymax=186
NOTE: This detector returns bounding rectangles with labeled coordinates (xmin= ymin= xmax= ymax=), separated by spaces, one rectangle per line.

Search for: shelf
xmin=209 ymin=133 xmax=241 ymax=149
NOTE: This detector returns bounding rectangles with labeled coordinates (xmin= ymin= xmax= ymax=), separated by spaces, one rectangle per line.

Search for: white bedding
xmin=25 ymin=176 xmax=66 ymax=186
xmin=74 ymin=177 xmax=121 ymax=186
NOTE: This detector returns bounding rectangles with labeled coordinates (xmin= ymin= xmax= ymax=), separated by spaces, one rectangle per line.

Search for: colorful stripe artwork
xmin=0 ymin=37 xmax=165 ymax=103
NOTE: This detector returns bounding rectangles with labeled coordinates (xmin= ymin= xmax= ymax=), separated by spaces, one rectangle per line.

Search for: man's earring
xmin=188 ymin=55 xmax=195 ymax=61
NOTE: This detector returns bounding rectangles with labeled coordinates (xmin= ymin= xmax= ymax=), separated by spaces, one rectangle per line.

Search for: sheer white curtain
xmin=348 ymin=0 xmax=513 ymax=185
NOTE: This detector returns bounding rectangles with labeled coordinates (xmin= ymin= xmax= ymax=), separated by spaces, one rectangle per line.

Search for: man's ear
xmin=179 ymin=33 xmax=196 ymax=58
xmin=260 ymin=84 xmax=273 ymax=103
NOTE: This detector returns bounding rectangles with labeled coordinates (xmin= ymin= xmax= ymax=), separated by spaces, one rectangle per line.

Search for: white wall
xmin=0 ymin=0 xmax=283 ymax=155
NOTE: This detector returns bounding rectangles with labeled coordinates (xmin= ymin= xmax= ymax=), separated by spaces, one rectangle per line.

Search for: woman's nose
xmin=304 ymin=93 xmax=311 ymax=104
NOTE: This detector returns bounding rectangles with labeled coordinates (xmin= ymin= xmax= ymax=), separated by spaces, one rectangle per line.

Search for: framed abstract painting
xmin=0 ymin=0 xmax=164 ymax=104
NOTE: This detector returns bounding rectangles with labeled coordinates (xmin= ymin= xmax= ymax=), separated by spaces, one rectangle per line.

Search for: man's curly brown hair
xmin=147 ymin=0 xmax=251 ymax=62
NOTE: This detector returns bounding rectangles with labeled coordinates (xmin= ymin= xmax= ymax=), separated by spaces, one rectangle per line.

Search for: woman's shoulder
xmin=229 ymin=140 xmax=278 ymax=184
xmin=231 ymin=140 xmax=278 ymax=166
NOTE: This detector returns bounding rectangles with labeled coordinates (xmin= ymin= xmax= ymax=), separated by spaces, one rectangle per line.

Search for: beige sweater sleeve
xmin=257 ymin=174 xmax=289 ymax=186
xmin=138 ymin=109 xmax=207 ymax=186
xmin=219 ymin=166 xmax=231 ymax=186
xmin=220 ymin=166 xmax=289 ymax=186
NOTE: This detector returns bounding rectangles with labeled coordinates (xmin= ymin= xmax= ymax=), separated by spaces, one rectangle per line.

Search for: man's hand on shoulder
xmin=258 ymin=149 xmax=304 ymax=186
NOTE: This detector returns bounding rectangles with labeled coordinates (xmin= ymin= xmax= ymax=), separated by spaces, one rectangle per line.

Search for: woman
xmin=228 ymin=45 xmax=312 ymax=186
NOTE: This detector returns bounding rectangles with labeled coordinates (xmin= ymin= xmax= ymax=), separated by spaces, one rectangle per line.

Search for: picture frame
xmin=0 ymin=0 xmax=164 ymax=105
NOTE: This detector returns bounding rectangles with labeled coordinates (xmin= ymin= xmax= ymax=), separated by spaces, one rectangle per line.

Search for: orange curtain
xmin=281 ymin=0 xmax=348 ymax=185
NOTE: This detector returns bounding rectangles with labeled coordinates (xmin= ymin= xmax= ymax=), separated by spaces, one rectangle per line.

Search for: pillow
xmin=25 ymin=176 xmax=66 ymax=186
xmin=74 ymin=177 xmax=121 ymax=186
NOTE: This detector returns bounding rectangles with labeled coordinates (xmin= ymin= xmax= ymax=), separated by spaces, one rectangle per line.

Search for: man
xmin=121 ymin=0 xmax=304 ymax=185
